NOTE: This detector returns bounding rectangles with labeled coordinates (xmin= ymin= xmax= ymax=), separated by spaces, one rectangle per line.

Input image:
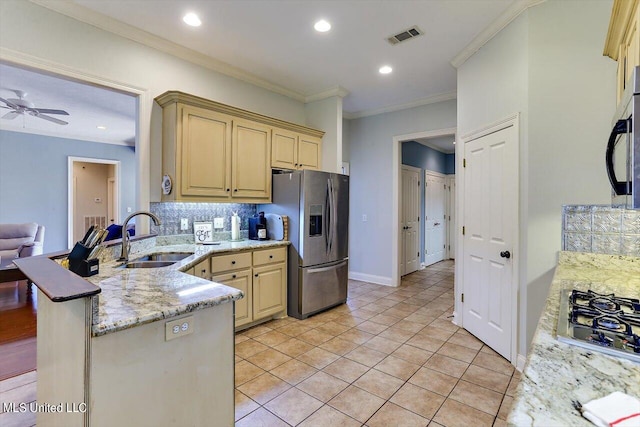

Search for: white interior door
xmin=424 ymin=172 xmax=445 ymax=266
xmin=462 ymin=124 xmax=517 ymax=360
xmin=401 ymin=165 xmax=420 ymax=276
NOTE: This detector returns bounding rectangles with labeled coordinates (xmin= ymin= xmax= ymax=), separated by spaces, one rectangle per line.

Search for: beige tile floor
xmin=235 ymin=260 xmax=520 ymax=427
xmin=0 ymin=260 xmax=520 ymax=427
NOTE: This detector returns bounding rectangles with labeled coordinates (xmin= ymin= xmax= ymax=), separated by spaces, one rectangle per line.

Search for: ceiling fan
xmin=0 ymin=89 xmax=69 ymax=125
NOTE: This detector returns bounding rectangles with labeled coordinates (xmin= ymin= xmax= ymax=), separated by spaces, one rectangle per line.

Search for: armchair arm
xmin=17 ymin=241 xmax=43 ymax=258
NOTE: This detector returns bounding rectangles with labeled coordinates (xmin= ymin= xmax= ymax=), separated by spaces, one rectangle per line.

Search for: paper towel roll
xmin=231 ymin=214 xmax=240 ymax=240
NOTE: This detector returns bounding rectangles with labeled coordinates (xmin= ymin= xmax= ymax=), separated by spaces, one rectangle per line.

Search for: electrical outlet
xmin=213 ymin=217 xmax=224 ymax=229
xmin=362 ymin=214 xmax=368 ymax=222
xmin=180 ymin=218 xmax=189 ymax=230
xmin=165 ymin=316 xmax=194 ymax=341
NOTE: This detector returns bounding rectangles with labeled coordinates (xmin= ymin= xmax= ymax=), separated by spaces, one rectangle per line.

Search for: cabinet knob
xmin=226 ymin=188 xmax=230 ymax=192
xmin=254 ymin=273 xmax=259 ymax=277
xmin=234 ymin=189 xmax=238 ymax=192
xmin=232 ymin=274 xmax=236 ymax=279
xmin=269 ymin=255 xmax=273 ymax=259
xmin=231 ymin=260 xmax=236 ymax=265
xmin=295 ymin=163 xmax=298 ymax=167
xmin=201 ymin=269 xmax=206 ymax=274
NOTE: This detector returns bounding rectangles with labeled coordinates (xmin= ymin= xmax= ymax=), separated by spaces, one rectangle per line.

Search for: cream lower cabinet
xmin=208 ymin=247 xmax=287 ymax=329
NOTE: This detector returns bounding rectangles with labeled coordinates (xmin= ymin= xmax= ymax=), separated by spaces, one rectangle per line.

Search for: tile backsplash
xmin=150 ymin=202 xmax=257 ymax=237
xmin=562 ymin=205 xmax=640 ymax=256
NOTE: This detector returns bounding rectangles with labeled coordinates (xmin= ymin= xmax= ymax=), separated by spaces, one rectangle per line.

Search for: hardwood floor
xmin=0 ymin=281 xmax=37 ymax=382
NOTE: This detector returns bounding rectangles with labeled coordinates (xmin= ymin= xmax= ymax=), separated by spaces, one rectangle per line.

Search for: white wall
xmin=0 ymin=0 xmax=308 ymax=210
xmin=525 ymin=0 xmax=615 ymax=352
xmin=342 ymin=118 xmax=350 ymax=163
xmin=347 ymin=100 xmax=457 ymax=284
xmin=305 ymin=96 xmax=343 ymax=173
xmin=457 ymin=0 xmax=616 ymax=357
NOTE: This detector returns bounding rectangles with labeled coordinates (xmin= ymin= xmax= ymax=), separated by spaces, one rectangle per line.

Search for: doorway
xmin=68 ymin=157 xmax=120 ymax=246
xmin=395 ymin=128 xmax=456 ymax=284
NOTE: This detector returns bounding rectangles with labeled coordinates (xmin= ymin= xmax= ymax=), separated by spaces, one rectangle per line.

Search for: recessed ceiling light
xmin=314 ymin=19 xmax=331 ymax=32
xmin=97 ymin=125 xmax=107 ymax=130
xmin=379 ymin=65 xmax=393 ymax=74
xmin=183 ymin=12 xmax=202 ymax=27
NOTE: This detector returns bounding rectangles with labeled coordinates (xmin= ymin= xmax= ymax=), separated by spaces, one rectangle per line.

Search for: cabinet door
xmin=211 ymin=269 xmax=253 ymax=327
xmin=232 ymin=120 xmax=272 ymax=200
xmin=298 ymin=135 xmax=321 ymax=170
xmin=180 ymin=105 xmax=232 ymax=198
xmin=624 ymin=6 xmax=639 ymax=88
xmin=271 ymin=128 xmax=298 ymax=169
xmin=192 ymin=258 xmax=211 ymax=279
xmin=252 ymin=262 xmax=286 ymax=319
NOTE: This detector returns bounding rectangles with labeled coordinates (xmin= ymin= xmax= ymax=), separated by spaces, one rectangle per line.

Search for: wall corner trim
xmin=450 ymin=0 xmax=546 ymax=69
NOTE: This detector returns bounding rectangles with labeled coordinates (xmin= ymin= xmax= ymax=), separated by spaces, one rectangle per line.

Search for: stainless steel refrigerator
xmin=261 ymin=170 xmax=349 ymax=319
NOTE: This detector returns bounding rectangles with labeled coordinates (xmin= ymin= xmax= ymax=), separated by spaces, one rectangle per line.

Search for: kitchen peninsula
xmin=13 ymin=238 xmax=289 ymax=427
xmin=508 ymin=252 xmax=640 ymax=426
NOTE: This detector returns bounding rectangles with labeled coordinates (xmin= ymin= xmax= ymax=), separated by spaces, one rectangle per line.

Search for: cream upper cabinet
xmin=272 ymin=128 xmax=298 ymax=169
xmin=232 ymin=120 xmax=272 ymax=200
xmin=604 ymin=0 xmax=640 ymax=103
xmin=271 ymin=127 xmax=322 ymax=171
xmin=297 ymin=135 xmax=321 ymax=170
xmin=156 ymin=91 xmax=324 ymax=202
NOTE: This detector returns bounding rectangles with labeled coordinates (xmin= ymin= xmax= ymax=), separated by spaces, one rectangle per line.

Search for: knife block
xmin=68 ymin=242 xmax=99 ymax=277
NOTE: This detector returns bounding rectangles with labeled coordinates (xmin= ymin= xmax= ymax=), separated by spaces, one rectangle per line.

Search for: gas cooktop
xmin=557 ymin=289 xmax=640 ymax=363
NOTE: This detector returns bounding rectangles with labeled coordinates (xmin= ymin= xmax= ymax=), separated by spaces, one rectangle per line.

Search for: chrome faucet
xmin=117 ymin=211 xmax=162 ymax=262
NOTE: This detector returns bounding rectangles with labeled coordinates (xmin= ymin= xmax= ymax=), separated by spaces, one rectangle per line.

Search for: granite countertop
xmin=508 ymin=252 xmax=640 ymax=426
xmin=88 ymin=239 xmax=290 ymax=337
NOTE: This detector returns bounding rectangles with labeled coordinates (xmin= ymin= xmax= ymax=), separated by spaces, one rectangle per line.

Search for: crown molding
xmin=28 ymin=0 xmax=307 ymax=103
xmin=344 ymin=91 xmax=457 ymax=120
xmin=450 ymin=0 xmax=546 ymax=69
xmin=156 ymin=91 xmax=325 ymax=138
xmin=305 ymin=86 xmax=350 ymax=103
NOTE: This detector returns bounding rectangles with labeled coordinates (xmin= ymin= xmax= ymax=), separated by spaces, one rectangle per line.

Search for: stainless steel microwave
xmin=607 ymin=66 xmax=639 ymax=209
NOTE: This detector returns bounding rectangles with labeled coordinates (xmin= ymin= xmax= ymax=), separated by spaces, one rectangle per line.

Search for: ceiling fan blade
xmin=32 ymin=108 xmax=69 ymax=116
xmin=2 ymin=111 xmax=20 ymax=120
xmin=0 ymin=97 xmax=20 ymax=110
xmin=35 ymin=113 xmax=68 ymax=125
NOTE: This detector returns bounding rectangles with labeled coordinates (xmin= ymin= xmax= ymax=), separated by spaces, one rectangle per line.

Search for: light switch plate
xmin=165 ymin=316 xmax=194 ymax=341
xmin=213 ymin=217 xmax=224 ymax=229
xmin=180 ymin=218 xmax=189 ymax=230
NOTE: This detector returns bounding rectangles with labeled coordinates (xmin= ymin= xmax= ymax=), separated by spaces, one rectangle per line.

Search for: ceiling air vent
xmin=387 ymin=26 xmax=423 ymax=45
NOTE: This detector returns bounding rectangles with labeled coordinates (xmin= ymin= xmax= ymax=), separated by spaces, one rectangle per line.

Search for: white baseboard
xmin=349 ymin=271 xmax=395 ymax=287
xmin=451 ymin=311 xmax=460 ymax=326
xmin=516 ymin=354 xmax=527 ymax=372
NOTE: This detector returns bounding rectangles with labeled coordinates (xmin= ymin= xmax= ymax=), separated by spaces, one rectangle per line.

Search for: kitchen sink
xmin=124 ymin=260 xmax=178 ymax=269
xmin=134 ymin=253 xmax=191 ymax=262
xmin=122 ymin=252 xmax=192 ymax=269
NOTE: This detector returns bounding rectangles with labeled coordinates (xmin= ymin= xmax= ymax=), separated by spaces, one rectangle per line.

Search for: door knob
xmin=500 ymin=251 xmax=511 ymax=259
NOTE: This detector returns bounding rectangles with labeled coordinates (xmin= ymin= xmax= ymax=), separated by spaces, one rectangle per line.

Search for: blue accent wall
xmin=0 ymin=130 xmax=136 ymax=252
xmin=401 ymin=141 xmax=455 ymax=264
xmin=402 ymin=141 xmax=455 ymax=174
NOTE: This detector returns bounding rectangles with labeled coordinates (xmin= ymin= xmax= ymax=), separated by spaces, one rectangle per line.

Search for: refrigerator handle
xmin=307 ymin=259 xmax=348 ymax=274
xmin=327 ymin=178 xmax=334 ymax=252
xmin=325 ymin=180 xmax=331 ymax=254
xmin=330 ymin=178 xmax=337 ymax=253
